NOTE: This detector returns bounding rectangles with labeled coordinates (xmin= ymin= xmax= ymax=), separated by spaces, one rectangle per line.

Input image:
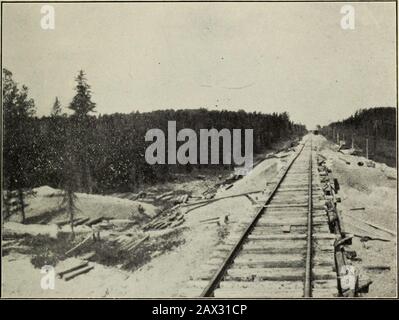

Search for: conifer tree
xmin=2 ymin=68 xmax=36 ymax=223
xmin=51 ymin=97 xmax=62 ymax=117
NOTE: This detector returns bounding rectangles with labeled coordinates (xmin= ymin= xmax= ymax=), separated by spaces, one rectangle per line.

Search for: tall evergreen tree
xmin=51 ymin=96 xmax=63 ymax=117
xmin=67 ymin=70 xmax=96 ymax=193
xmin=2 ymin=68 xmax=36 ymax=223
xmin=69 ymin=70 xmax=96 ymax=118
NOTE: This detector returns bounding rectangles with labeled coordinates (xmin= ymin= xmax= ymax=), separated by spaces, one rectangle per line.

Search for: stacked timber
xmin=155 ymin=191 xmax=174 ymax=201
xmin=109 ymin=234 xmax=150 ymax=253
xmin=173 ymin=194 xmax=189 ymax=205
xmin=142 ymin=210 xmax=185 ymax=231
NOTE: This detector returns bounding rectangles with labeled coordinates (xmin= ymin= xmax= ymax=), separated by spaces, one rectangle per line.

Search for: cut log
xmin=353 ymin=234 xmax=391 ymax=242
xmin=126 ymin=235 xmax=150 ymax=253
xmin=364 ymin=265 xmax=391 ymax=271
xmin=74 ymin=217 xmax=90 ymax=226
xmin=65 ymin=234 xmax=93 ymax=256
xmin=64 ymin=265 xmax=94 ymax=281
xmin=119 ymin=238 xmax=136 ymax=250
xmin=170 ymin=219 xmax=185 ymax=228
xmin=85 ymin=217 xmax=104 ymax=226
xmin=79 ymin=251 xmax=96 ymax=261
xmin=57 ymin=261 xmax=88 ymax=278
xmin=155 ymin=191 xmax=173 ymax=200
xmin=182 ymin=189 xmax=265 ymax=214
xmin=200 ymin=217 xmax=220 ymax=223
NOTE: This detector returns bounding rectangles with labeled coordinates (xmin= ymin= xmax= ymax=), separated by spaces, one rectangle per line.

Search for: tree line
xmin=2 ymin=68 xmax=306 ymax=224
xmin=319 ymin=107 xmax=396 ymax=166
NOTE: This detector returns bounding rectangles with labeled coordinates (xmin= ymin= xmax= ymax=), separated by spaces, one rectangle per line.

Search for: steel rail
xmin=199 ymin=140 xmax=309 ymax=297
xmin=304 ymin=138 xmax=313 ymax=297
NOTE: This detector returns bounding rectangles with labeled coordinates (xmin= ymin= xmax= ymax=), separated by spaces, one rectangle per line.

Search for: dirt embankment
xmin=316 ymin=135 xmax=397 ymax=298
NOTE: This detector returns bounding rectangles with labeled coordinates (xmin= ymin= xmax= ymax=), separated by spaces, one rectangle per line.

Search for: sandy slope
xmin=2 ymin=149 xmax=287 ymax=298
xmin=316 ymin=135 xmax=397 ymax=297
xmin=10 ymin=186 xmax=157 ymax=225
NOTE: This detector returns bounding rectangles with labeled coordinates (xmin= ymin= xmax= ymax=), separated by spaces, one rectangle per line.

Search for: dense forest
xmin=320 ymin=107 xmax=396 ymax=166
xmin=2 ymin=68 xmax=306 ymax=222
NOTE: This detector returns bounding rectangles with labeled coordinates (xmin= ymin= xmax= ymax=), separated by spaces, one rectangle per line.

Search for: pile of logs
xmin=110 ymin=234 xmax=150 ymax=253
xmin=142 ymin=210 xmax=185 ymax=231
xmin=202 ymin=186 xmax=218 ymax=199
xmin=155 ymin=191 xmax=190 ymax=204
xmin=155 ymin=191 xmax=174 ymax=201
xmin=173 ymin=194 xmax=189 ymax=204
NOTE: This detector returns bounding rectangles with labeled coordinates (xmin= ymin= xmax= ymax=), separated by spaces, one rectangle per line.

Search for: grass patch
xmin=18 ymin=233 xmax=87 ymax=268
xmin=82 ymin=228 xmax=186 ymax=272
xmin=10 ymin=226 xmax=185 ymax=273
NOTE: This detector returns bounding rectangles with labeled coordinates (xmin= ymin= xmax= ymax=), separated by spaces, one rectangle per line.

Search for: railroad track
xmin=183 ymin=136 xmax=344 ymax=298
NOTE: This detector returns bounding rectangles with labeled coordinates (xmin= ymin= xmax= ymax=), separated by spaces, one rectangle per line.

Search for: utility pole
xmin=366 ymin=138 xmax=369 ymax=159
xmin=373 ymin=120 xmax=378 ymax=158
xmin=351 ymin=134 xmax=354 ymax=149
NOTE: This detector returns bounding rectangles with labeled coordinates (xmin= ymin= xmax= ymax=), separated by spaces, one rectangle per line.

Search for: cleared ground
xmin=2 ymin=135 xmax=396 ymax=298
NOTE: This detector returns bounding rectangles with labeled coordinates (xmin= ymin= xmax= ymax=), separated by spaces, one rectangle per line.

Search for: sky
xmin=2 ymin=2 xmax=397 ymax=129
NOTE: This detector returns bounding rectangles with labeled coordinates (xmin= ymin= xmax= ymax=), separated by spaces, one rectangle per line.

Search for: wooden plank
xmin=79 ymin=251 xmax=96 ymax=261
xmin=264 ymin=204 xmax=308 ymax=209
xmin=240 ymin=246 xmax=304 ymax=255
xmin=64 ymin=265 xmax=94 ymax=281
xmin=214 ymin=288 xmax=303 ymax=298
xmin=234 ymin=253 xmax=304 ymax=268
xmin=74 ymin=217 xmax=90 ymax=226
xmin=247 ymin=234 xmax=307 ymax=241
xmin=219 ymin=280 xmax=304 ymax=291
xmin=57 ymin=261 xmax=88 ymax=278
xmin=243 ymin=240 xmax=306 ymax=249
xmin=65 ymin=234 xmax=93 ymax=256
xmin=257 ymin=217 xmax=307 ymax=225
xmin=126 ymin=235 xmax=150 ymax=252
xmin=85 ymin=216 xmax=105 ymax=226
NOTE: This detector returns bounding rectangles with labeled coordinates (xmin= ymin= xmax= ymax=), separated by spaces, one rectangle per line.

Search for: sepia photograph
xmin=1 ymin=0 xmax=397 ymax=301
